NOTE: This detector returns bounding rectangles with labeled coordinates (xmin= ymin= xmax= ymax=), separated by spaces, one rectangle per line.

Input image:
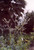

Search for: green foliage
xmin=0 ymin=0 xmax=34 ymax=50
xmin=0 ymin=32 xmax=34 ymax=50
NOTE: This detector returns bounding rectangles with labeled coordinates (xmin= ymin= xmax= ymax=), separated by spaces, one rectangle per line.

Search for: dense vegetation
xmin=0 ymin=0 xmax=34 ymax=50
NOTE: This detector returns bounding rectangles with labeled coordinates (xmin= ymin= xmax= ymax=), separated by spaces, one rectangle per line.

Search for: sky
xmin=25 ymin=0 xmax=34 ymax=12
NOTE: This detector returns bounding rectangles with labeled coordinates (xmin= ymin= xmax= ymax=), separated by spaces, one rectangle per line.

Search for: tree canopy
xmin=23 ymin=12 xmax=34 ymax=34
xmin=0 ymin=0 xmax=26 ymax=36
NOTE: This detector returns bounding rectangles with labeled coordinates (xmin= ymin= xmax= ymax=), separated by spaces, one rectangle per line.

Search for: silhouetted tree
xmin=23 ymin=12 xmax=34 ymax=34
xmin=0 ymin=0 xmax=26 ymax=36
